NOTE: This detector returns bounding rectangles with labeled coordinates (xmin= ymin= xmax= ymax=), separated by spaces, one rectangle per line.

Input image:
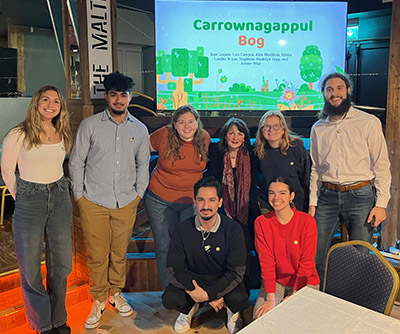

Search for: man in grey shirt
xmin=69 ymin=71 xmax=150 ymax=329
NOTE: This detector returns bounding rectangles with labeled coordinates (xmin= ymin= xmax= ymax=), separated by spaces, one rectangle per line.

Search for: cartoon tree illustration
xmin=299 ymin=45 xmax=323 ymax=90
xmin=156 ymin=47 xmax=209 ymax=108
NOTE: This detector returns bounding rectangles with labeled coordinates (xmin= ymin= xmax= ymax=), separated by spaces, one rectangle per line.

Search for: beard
xmin=200 ymin=215 xmax=213 ymax=221
xmin=323 ymin=95 xmax=351 ymax=117
xmin=110 ymin=108 xmax=126 ymax=115
xmin=199 ymin=209 xmax=215 ymax=221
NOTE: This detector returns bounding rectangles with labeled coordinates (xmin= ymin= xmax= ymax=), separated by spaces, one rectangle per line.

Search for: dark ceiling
xmin=0 ymin=0 xmax=154 ymax=40
xmin=0 ymin=0 xmax=392 ymax=41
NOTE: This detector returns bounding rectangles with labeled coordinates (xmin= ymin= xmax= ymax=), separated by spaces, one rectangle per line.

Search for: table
xmin=239 ymin=287 xmax=400 ymax=333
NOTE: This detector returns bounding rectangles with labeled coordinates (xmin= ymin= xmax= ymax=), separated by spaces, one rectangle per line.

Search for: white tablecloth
xmin=240 ymin=286 xmax=400 ymax=333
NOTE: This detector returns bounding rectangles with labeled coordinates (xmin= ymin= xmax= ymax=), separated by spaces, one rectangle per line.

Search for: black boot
xmin=54 ymin=324 xmax=71 ymax=334
xmin=36 ymin=329 xmax=56 ymax=334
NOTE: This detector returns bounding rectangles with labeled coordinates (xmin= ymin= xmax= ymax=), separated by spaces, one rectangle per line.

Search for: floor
xmin=3 ymin=291 xmax=400 ymax=334
xmin=2 ymin=290 xmax=259 ymax=334
xmin=0 ymin=214 xmax=19 ymax=274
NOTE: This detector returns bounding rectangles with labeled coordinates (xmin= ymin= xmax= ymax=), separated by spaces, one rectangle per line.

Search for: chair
xmin=323 ymin=240 xmax=399 ymax=315
xmin=1 ymin=185 xmax=12 ymax=227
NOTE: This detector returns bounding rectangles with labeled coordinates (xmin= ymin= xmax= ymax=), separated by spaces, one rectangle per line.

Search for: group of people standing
xmin=0 ymin=71 xmax=391 ymax=334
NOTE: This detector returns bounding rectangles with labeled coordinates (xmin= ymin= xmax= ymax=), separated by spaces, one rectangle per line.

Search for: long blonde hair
xmin=16 ymin=86 xmax=72 ymax=153
xmin=254 ymin=110 xmax=301 ymax=160
xmin=165 ymin=105 xmax=207 ymax=162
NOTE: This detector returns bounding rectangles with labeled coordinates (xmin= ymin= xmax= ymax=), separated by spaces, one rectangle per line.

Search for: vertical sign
xmin=87 ymin=0 xmax=113 ymax=98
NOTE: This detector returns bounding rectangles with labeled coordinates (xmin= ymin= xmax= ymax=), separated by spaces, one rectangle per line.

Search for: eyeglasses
xmin=262 ymin=123 xmax=282 ymax=132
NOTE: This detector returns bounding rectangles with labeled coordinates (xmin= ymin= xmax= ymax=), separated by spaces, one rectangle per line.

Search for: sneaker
xmin=226 ymin=307 xmax=243 ymax=334
xmin=109 ymin=292 xmax=133 ymax=316
xmin=85 ymin=300 xmax=106 ymax=330
xmin=174 ymin=303 xmax=199 ymax=333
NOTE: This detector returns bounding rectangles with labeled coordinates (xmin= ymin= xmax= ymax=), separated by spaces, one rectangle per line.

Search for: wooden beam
xmin=76 ymin=0 xmax=92 ymax=108
xmin=7 ymin=25 xmax=25 ymax=95
xmin=382 ymin=0 xmax=400 ymax=249
xmin=110 ymin=0 xmax=118 ymax=70
xmin=62 ymin=0 xmax=72 ymax=101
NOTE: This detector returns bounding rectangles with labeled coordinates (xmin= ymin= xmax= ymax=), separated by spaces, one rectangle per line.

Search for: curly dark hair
xmin=103 ymin=71 xmax=135 ymax=92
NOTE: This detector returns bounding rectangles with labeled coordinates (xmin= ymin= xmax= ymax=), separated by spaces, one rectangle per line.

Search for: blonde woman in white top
xmin=1 ymin=86 xmax=73 ymax=334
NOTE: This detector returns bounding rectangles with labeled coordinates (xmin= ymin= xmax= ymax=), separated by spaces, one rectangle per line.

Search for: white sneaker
xmin=174 ymin=303 xmax=199 ymax=333
xmin=109 ymin=292 xmax=133 ymax=316
xmin=226 ymin=307 xmax=243 ymax=334
xmin=85 ymin=300 xmax=106 ymax=329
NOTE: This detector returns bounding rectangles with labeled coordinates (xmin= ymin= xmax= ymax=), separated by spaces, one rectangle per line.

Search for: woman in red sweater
xmin=254 ymin=177 xmax=319 ymax=319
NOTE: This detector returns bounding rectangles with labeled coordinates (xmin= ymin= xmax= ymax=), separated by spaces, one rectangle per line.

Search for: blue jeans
xmin=13 ymin=177 xmax=72 ymax=332
xmin=314 ymin=183 xmax=374 ymax=282
xmin=143 ymin=190 xmax=195 ymax=288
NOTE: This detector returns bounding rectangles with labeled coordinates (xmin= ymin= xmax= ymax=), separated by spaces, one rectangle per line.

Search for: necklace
xmin=43 ymin=127 xmax=54 ymax=143
xmin=201 ymin=229 xmax=211 ymax=251
xmin=229 ymin=152 xmax=238 ymax=159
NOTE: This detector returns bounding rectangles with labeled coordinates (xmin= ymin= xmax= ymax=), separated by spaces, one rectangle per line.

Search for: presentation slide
xmin=155 ymin=0 xmax=347 ymax=111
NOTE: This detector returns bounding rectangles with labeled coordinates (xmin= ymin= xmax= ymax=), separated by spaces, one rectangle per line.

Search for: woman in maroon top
xmin=254 ymin=177 xmax=319 ymax=319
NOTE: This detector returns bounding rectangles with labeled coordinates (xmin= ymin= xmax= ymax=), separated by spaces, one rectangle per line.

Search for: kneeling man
xmin=162 ymin=176 xmax=248 ymax=334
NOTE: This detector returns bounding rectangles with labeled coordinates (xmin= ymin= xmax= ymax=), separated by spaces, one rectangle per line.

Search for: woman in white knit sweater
xmin=1 ymin=86 xmax=73 ymax=334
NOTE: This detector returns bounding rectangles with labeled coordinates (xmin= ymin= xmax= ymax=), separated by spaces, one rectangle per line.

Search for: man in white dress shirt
xmin=308 ymin=72 xmax=391 ymax=281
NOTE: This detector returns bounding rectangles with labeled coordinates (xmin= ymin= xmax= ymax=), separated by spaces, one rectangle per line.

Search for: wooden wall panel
xmin=382 ymin=0 xmax=400 ymax=249
xmin=124 ymin=258 xmax=163 ymax=292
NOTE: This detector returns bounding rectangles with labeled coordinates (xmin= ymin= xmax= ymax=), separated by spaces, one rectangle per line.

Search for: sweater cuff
xmin=204 ymin=286 xmax=217 ymax=301
xmin=264 ymin=279 xmax=276 ymax=294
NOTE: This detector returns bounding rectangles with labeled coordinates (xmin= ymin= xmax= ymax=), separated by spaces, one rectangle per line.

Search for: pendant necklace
xmin=44 ymin=128 xmax=53 ymax=143
xmin=201 ymin=229 xmax=211 ymax=251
